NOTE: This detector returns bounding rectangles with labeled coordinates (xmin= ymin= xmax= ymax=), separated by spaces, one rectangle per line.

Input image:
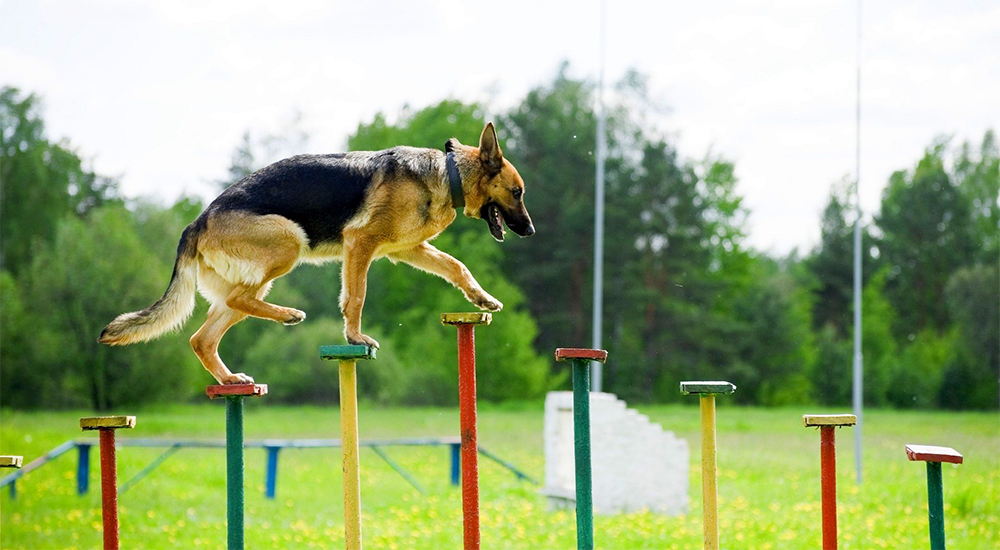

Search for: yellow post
xmin=701 ymin=395 xmax=719 ymax=550
xmin=340 ymin=359 xmax=362 ymax=550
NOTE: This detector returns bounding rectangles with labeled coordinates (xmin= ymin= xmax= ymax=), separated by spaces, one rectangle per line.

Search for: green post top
xmin=0 ymin=456 xmax=23 ymax=468
xmin=206 ymin=383 xmax=268 ymax=399
xmin=905 ymin=444 xmax=964 ymax=465
xmin=441 ymin=312 xmax=492 ymax=326
xmin=802 ymin=414 xmax=857 ymax=427
xmin=319 ymin=344 xmax=377 ymax=361
xmin=80 ymin=416 xmax=136 ymax=430
xmin=680 ymin=381 xmax=736 ymax=395
xmin=554 ymin=348 xmax=608 ymax=363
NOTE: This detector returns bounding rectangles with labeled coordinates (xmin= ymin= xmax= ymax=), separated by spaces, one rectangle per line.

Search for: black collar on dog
xmin=446 ymin=152 xmax=464 ymax=209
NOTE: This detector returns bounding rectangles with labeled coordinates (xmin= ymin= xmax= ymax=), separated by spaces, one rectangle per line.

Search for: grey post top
xmin=680 ymin=381 xmax=736 ymax=395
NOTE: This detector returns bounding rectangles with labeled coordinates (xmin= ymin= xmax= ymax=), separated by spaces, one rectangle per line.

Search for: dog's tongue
xmin=486 ymin=204 xmax=505 ymax=242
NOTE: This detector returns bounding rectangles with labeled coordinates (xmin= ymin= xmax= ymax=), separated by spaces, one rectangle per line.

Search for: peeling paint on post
xmin=207 ymin=384 xmax=267 ymax=550
xmin=681 ymin=381 xmax=735 ymax=550
xmin=803 ymin=414 xmax=856 ymax=550
xmin=80 ymin=416 xmax=136 ymax=550
xmin=320 ymin=344 xmax=376 ymax=550
xmin=556 ymin=348 xmax=608 ymax=550
xmin=906 ymin=444 xmax=963 ymax=550
xmin=442 ymin=313 xmax=492 ymax=550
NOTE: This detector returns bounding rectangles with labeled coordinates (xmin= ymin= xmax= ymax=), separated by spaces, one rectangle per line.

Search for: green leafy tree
xmin=13 ymin=205 xmax=199 ymax=409
xmin=0 ymin=87 xmax=118 ymax=274
xmin=940 ymin=265 xmax=999 ymax=409
xmin=877 ymin=140 xmax=977 ymax=337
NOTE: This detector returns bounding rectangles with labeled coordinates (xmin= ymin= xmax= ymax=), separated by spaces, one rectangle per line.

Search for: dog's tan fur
xmin=100 ymin=123 xmax=532 ymax=384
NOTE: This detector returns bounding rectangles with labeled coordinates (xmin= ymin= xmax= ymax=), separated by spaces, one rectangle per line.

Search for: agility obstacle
xmin=554 ymin=347 xmax=608 ymax=550
xmin=680 ymin=381 xmax=735 ymax=550
xmin=442 ymin=312 xmax=492 ymax=550
xmin=319 ymin=344 xmax=376 ymax=550
xmin=802 ymin=414 xmax=856 ymax=550
xmin=905 ymin=444 xmax=963 ymax=550
xmin=206 ymin=383 xmax=267 ymax=550
xmin=79 ymin=415 xmax=135 ymax=550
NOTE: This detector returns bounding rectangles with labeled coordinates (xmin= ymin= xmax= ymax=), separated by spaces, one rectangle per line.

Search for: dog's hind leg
xmin=340 ymin=232 xmax=380 ymax=349
xmin=389 ymin=242 xmax=503 ymax=312
xmin=226 ymin=281 xmax=305 ymax=325
xmin=190 ymin=305 xmax=252 ymax=384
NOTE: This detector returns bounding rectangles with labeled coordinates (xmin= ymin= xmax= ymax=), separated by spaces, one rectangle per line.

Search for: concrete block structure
xmin=542 ymin=392 xmax=689 ymax=515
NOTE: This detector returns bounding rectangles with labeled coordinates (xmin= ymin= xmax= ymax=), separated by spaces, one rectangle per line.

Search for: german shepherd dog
xmin=99 ymin=123 xmax=533 ymax=384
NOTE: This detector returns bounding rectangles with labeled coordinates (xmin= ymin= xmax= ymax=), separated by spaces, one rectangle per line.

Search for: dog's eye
xmin=511 ymin=187 xmax=523 ymax=200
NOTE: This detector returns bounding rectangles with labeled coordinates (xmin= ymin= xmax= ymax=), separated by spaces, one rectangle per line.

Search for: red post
xmin=456 ymin=323 xmax=480 ymax=550
xmin=81 ymin=415 xmax=134 ymax=550
xmin=820 ymin=426 xmax=837 ymax=550
xmin=442 ymin=312 xmax=491 ymax=550
xmin=99 ymin=428 xmax=120 ymax=550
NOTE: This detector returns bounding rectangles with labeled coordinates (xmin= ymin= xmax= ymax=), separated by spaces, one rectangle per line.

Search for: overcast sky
xmin=3 ymin=0 xmax=998 ymax=254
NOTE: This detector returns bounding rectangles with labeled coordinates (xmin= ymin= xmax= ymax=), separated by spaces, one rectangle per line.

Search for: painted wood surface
xmin=554 ymin=348 xmax=608 ymax=363
xmin=206 ymin=384 xmax=268 ymax=399
xmin=700 ymin=395 xmax=720 ymax=550
xmin=905 ymin=444 xmax=964 ymax=464
xmin=0 ymin=456 xmax=23 ymax=468
xmin=339 ymin=360 xmax=363 ymax=550
xmin=441 ymin=312 xmax=493 ymax=326
xmin=80 ymin=416 xmax=136 ymax=430
xmin=455 ymin=323 xmax=481 ymax=550
xmin=802 ymin=414 xmax=857 ymax=427
xmin=680 ymin=381 xmax=736 ymax=395
xmin=319 ymin=344 xmax=377 ymax=360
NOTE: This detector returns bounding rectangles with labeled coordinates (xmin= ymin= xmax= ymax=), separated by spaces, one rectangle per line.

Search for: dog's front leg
xmin=389 ymin=242 xmax=503 ymax=312
xmin=340 ymin=232 xmax=380 ymax=349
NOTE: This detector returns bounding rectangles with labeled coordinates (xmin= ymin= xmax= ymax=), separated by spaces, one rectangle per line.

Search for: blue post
xmin=265 ymin=446 xmax=279 ymax=500
xmin=450 ymin=442 xmax=461 ymax=486
xmin=77 ymin=443 xmax=91 ymax=495
xmin=8 ymin=479 xmax=15 ymax=499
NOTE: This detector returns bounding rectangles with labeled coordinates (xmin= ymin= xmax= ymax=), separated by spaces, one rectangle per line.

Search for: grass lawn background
xmin=1 ymin=403 xmax=997 ymax=549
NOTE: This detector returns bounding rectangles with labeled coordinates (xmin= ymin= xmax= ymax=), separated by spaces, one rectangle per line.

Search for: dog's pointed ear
xmin=479 ymin=122 xmax=503 ymax=175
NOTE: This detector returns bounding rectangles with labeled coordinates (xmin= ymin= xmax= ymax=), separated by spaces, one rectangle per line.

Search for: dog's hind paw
xmin=222 ymin=372 xmax=255 ymax=385
xmin=346 ymin=332 xmax=380 ymax=350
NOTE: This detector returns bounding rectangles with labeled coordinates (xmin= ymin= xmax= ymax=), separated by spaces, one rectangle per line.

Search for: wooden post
xmin=207 ymin=383 xmax=267 ymax=550
xmin=320 ymin=344 xmax=376 ymax=550
xmin=905 ymin=444 xmax=963 ymax=550
xmin=442 ymin=313 xmax=492 ymax=550
xmin=681 ymin=381 xmax=736 ymax=550
xmin=80 ymin=416 xmax=136 ymax=550
xmin=555 ymin=347 xmax=608 ymax=550
xmin=803 ymin=414 xmax=856 ymax=550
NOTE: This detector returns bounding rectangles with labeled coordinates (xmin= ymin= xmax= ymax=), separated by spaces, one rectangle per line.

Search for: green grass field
xmin=1 ymin=403 xmax=997 ymax=549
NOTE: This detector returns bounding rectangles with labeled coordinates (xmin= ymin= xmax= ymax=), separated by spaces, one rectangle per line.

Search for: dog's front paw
xmin=472 ymin=291 xmax=503 ymax=312
xmin=222 ymin=372 xmax=255 ymax=385
xmin=283 ymin=309 xmax=306 ymax=326
xmin=346 ymin=332 xmax=380 ymax=350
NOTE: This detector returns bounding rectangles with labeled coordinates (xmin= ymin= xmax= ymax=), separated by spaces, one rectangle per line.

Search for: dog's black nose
xmin=523 ymin=224 xmax=535 ymax=236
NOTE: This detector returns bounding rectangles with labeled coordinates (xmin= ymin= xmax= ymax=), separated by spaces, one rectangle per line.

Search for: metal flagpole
xmin=852 ymin=0 xmax=864 ymax=486
xmin=591 ymin=0 xmax=607 ymax=392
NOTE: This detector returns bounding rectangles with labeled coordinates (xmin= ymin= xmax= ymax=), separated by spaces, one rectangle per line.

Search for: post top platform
xmin=802 ymin=414 xmax=857 ymax=427
xmin=319 ymin=344 xmax=377 ymax=360
xmin=441 ymin=312 xmax=492 ymax=326
xmin=680 ymin=381 xmax=736 ymax=395
xmin=0 ymin=456 xmax=23 ymax=468
xmin=80 ymin=416 xmax=136 ymax=430
xmin=206 ymin=383 xmax=268 ymax=399
xmin=905 ymin=444 xmax=964 ymax=464
xmin=554 ymin=348 xmax=608 ymax=363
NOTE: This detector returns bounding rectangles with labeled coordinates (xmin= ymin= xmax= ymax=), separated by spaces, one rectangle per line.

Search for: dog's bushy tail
xmin=98 ymin=221 xmax=203 ymax=346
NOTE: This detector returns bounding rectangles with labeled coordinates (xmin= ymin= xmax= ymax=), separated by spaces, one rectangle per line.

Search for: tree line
xmin=1 ymin=71 xmax=996 ymax=410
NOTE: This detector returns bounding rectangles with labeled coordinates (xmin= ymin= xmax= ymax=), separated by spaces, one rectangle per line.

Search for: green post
xmin=905 ymin=444 xmax=963 ymax=550
xmin=226 ymin=396 xmax=244 ymax=550
xmin=572 ymin=359 xmax=593 ymax=550
xmin=555 ymin=348 xmax=608 ymax=550
xmin=926 ymin=462 xmax=945 ymax=550
xmin=207 ymin=383 xmax=268 ymax=550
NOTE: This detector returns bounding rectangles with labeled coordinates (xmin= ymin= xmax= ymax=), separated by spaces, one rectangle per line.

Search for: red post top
xmin=554 ymin=348 xmax=608 ymax=363
xmin=905 ymin=444 xmax=964 ymax=464
xmin=206 ymin=383 xmax=268 ymax=399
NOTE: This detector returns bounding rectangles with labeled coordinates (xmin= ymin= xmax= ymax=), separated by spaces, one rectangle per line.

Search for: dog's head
xmin=449 ymin=122 xmax=534 ymax=242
